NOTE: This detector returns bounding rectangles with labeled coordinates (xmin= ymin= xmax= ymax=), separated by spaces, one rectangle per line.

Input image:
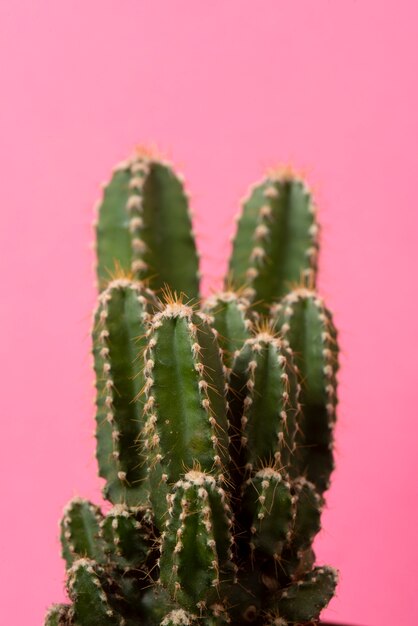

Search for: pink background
xmin=1 ymin=2 xmax=417 ymax=625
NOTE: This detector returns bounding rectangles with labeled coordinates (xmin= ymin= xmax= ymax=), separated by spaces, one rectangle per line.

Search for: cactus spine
xmin=45 ymin=149 xmax=340 ymax=626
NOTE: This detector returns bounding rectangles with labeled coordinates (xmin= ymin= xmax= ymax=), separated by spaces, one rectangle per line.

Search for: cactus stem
xmin=271 ymin=288 xmax=339 ymax=493
xmin=46 ymin=158 xmax=340 ymax=626
xmin=229 ymin=173 xmax=319 ymax=307
xmin=239 ymin=332 xmax=298 ymax=471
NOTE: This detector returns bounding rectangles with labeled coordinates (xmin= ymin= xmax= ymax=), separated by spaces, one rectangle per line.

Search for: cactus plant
xmin=44 ymin=149 xmax=340 ymax=626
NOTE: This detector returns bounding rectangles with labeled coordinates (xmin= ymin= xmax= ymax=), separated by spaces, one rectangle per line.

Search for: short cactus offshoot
xmin=44 ymin=150 xmax=340 ymax=626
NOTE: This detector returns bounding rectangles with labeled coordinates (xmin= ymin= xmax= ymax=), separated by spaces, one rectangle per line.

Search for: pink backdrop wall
xmin=1 ymin=2 xmax=417 ymax=625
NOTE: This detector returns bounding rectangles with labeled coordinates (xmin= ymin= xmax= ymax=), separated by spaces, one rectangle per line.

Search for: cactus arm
xmin=228 ymin=181 xmax=268 ymax=291
xmin=100 ymin=504 xmax=156 ymax=569
xmin=229 ymin=174 xmax=318 ymax=310
xmin=96 ymin=152 xmax=199 ymax=298
xmin=43 ymin=604 xmax=72 ymax=626
xmin=160 ymin=478 xmax=217 ymax=610
xmin=140 ymin=161 xmax=199 ymax=299
xmin=276 ymin=566 xmax=338 ymax=623
xmin=159 ymin=472 xmax=234 ymax=611
xmin=142 ymin=302 xmax=229 ymax=526
xmin=271 ymin=289 xmax=339 ymax=492
xmin=194 ymin=315 xmax=230 ymax=442
xmin=67 ymin=558 xmax=122 ymax=626
xmin=93 ymin=279 xmax=156 ymax=506
xmin=241 ymin=469 xmax=294 ymax=560
xmin=229 ymin=332 xmax=300 ymax=475
xmin=60 ymin=498 xmax=106 ymax=568
xmin=203 ymin=292 xmax=253 ymax=371
xmin=145 ymin=308 xmax=228 ymax=475
xmin=277 ymin=478 xmax=323 ymax=581
xmin=291 ymin=478 xmax=322 ymax=554
xmin=96 ymin=162 xmax=136 ymax=290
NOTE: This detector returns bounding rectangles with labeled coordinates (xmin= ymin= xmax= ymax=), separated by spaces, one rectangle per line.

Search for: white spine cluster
xmin=125 ymin=156 xmax=151 ymax=276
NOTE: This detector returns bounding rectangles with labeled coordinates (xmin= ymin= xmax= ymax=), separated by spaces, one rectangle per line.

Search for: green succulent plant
xmin=45 ymin=148 xmax=340 ymax=626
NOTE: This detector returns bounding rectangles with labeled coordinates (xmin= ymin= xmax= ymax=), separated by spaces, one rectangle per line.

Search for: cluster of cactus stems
xmin=44 ymin=148 xmax=340 ymax=626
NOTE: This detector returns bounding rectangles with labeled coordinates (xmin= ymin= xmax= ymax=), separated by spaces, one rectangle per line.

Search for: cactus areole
xmin=45 ymin=149 xmax=342 ymax=626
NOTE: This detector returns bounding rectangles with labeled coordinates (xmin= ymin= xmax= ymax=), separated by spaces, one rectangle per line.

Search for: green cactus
xmin=60 ymin=498 xmax=106 ymax=568
xmin=95 ymin=148 xmax=200 ymax=299
xmin=270 ymin=290 xmax=339 ymax=494
xmin=93 ymin=278 xmax=157 ymax=506
xmin=240 ymin=468 xmax=294 ymax=560
xmin=44 ymin=604 xmax=72 ymax=626
xmin=142 ymin=297 xmax=230 ymax=528
xmin=227 ymin=326 xmax=300 ymax=479
xmin=203 ymin=290 xmax=253 ymax=372
xmin=228 ymin=169 xmax=318 ymax=311
xmin=159 ymin=471 xmax=235 ymax=611
xmin=45 ymin=150 xmax=340 ymax=626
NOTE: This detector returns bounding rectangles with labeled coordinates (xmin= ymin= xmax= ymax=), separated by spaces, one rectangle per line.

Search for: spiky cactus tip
xmin=228 ymin=168 xmax=318 ymax=310
xmin=45 ymin=150 xmax=340 ymax=626
xmin=95 ymin=148 xmax=200 ymax=299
